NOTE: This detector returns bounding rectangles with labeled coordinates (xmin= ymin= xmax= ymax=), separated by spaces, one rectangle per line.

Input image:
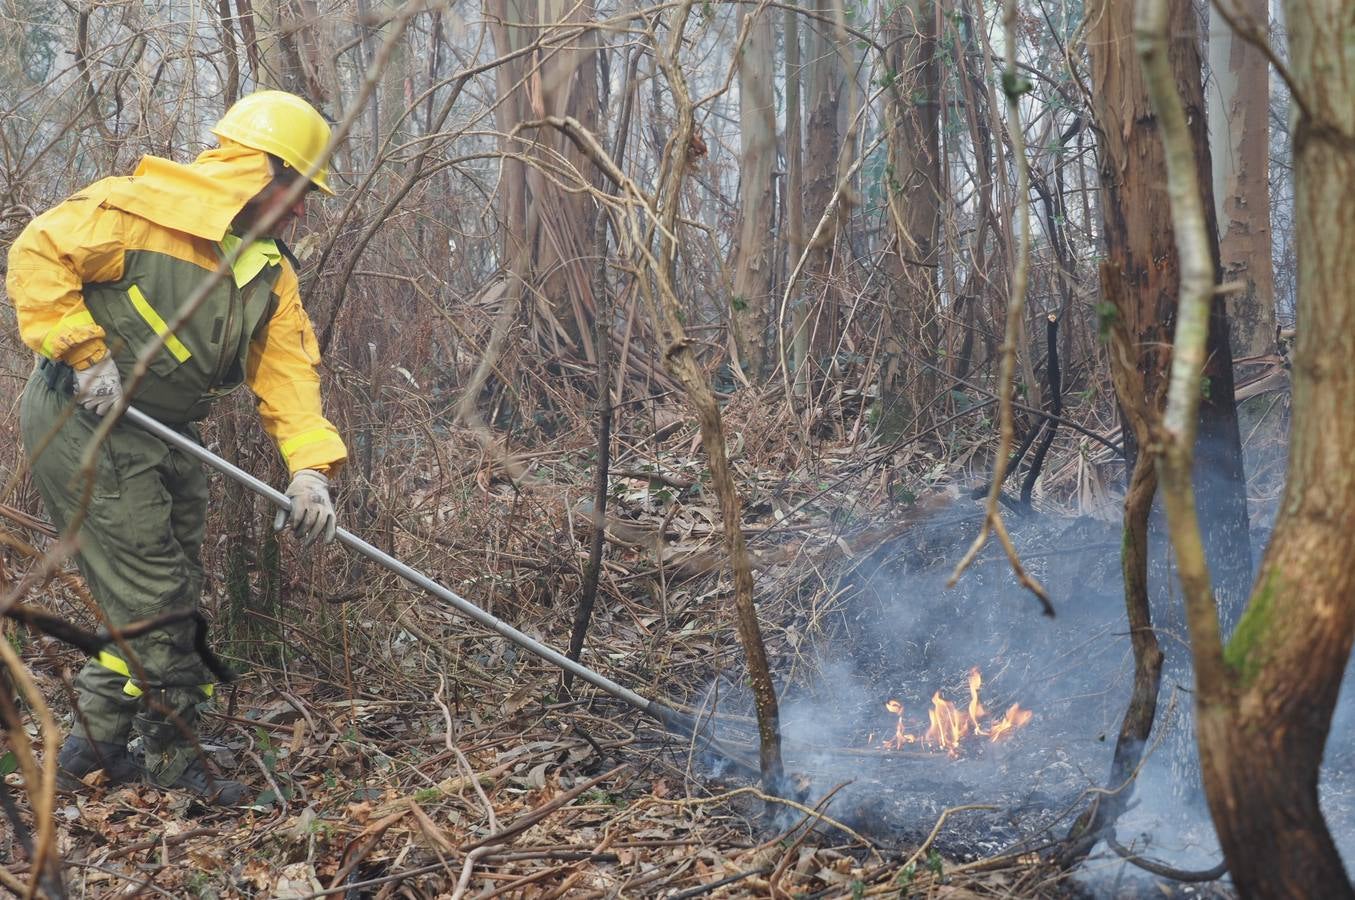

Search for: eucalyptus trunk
xmin=1208 ymin=0 xmax=1275 ymax=359
xmin=730 ymin=6 xmax=776 ymax=379
xmin=877 ymin=0 xmax=940 ymax=437
xmin=484 ymin=0 xmax=600 ymax=356
xmin=799 ymin=2 xmax=843 ymax=386
xmin=1066 ymin=0 xmax=1248 ymax=857
xmin=1088 ymin=0 xmax=1250 ymax=624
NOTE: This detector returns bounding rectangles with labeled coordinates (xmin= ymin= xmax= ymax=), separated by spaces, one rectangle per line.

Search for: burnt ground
xmin=697 ymin=504 xmax=1355 ymax=896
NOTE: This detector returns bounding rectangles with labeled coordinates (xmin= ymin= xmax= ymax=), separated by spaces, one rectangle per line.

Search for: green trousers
xmin=21 ymin=365 xmax=215 ymax=784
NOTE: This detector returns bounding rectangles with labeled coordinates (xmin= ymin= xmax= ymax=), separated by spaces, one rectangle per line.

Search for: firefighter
xmin=6 ymin=91 xmax=348 ymax=805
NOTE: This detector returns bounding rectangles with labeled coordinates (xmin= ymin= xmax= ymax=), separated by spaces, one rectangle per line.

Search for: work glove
xmin=73 ymin=355 xmax=123 ymax=416
xmin=273 ymin=469 xmax=336 ymax=546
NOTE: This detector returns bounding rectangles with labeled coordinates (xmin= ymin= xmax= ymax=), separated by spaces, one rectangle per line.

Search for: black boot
xmin=163 ymin=757 xmax=252 ymax=806
xmin=136 ymin=712 xmax=251 ymax=806
xmin=56 ymin=735 xmax=140 ymax=790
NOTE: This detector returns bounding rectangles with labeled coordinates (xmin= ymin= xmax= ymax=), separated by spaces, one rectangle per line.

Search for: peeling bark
xmin=484 ymin=0 xmax=601 ymax=356
xmin=1086 ymin=0 xmax=1250 ymax=629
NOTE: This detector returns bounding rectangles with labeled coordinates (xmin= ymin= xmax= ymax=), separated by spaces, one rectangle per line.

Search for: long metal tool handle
xmin=120 ymin=406 xmax=723 ymax=747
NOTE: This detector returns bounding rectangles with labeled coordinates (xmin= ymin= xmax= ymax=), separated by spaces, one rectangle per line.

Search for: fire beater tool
xmin=122 ymin=405 xmax=759 ymax=776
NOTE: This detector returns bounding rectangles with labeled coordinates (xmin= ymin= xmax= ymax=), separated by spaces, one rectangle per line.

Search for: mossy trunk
xmin=1159 ymin=1 xmax=1355 ymax=894
xmin=1195 ymin=5 xmax=1355 ymax=887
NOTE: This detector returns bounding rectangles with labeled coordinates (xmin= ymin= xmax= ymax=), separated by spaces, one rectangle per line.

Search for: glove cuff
xmin=294 ymin=468 xmax=329 ymax=486
xmin=68 ymin=344 xmax=111 ymax=371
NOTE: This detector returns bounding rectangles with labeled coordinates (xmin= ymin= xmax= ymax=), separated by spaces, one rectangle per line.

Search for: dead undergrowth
xmin=0 ymin=366 xmax=1289 ymax=898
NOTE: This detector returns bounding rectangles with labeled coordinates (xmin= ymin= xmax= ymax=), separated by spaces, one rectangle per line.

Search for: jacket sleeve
xmin=5 ymin=190 xmax=125 ymax=370
xmin=246 ymin=263 xmax=348 ymax=477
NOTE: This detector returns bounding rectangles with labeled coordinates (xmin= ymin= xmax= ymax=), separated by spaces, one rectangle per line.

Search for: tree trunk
xmin=877 ymin=0 xmax=941 ymax=438
xmin=254 ymin=0 xmax=330 ymax=102
xmin=1059 ymin=273 xmax=1165 ymax=859
xmin=534 ymin=0 xmax=601 ymax=355
xmin=782 ymin=1 xmax=807 ymax=396
xmin=216 ymin=0 xmax=240 ymax=104
xmin=800 ymin=1 xmax=842 ymax=386
xmin=1207 ymin=0 xmax=1275 ymax=359
xmin=729 ymin=6 xmax=776 ymax=379
xmin=647 ymin=8 xmax=783 ymax=786
xmin=1088 ymin=0 xmax=1249 ymax=631
xmin=1193 ymin=3 xmax=1355 ymax=894
xmin=484 ymin=0 xmax=600 ymax=358
xmin=1064 ymin=0 xmax=1248 ymax=857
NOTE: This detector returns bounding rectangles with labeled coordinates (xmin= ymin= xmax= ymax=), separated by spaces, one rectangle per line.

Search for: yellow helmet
xmin=212 ymin=91 xmax=335 ymax=195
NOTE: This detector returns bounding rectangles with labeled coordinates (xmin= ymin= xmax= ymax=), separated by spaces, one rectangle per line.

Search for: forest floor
xmin=3 ymin=385 xmax=1289 ymax=899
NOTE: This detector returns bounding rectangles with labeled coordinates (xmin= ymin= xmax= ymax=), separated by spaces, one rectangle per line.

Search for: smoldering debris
xmin=694 ymin=503 xmax=1355 ymax=877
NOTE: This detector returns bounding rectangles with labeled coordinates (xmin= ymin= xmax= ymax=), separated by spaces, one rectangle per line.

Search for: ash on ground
xmin=699 ymin=505 xmax=1355 ymax=881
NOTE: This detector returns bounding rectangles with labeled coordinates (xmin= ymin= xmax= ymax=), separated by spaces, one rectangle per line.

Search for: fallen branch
xmin=1107 ymin=836 xmax=1228 ymax=882
xmin=670 ymin=865 xmax=772 ymax=899
xmin=462 ymin=763 xmax=629 ymax=852
xmin=766 ymin=781 xmax=853 ymax=896
xmin=325 ymin=807 xmax=411 ymax=891
xmin=640 ymin=785 xmax=882 ymax=863
xmin=895 ymin=803 xmax=998 ymax=879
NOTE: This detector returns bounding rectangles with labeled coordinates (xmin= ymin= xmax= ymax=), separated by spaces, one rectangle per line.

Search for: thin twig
xmin=897 ymin=803 xmax=998 ymax=876
xmin=433 ymin=676 xmax=498 ymax=832
xmin=948 ymin=0 xmax=1054 ymax=618
xmin=640 ymin=786 xmax=882 ymax=864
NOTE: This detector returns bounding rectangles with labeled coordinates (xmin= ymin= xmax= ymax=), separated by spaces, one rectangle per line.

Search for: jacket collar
xmin=101 ymin=142 xmax=273 ymax=242
xmin=219 ymin=233 xmax=282 ymax=287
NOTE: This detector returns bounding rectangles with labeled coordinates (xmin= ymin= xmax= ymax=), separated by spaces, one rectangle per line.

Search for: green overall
xmin=20 ymin=241 xmax=281 ymax=785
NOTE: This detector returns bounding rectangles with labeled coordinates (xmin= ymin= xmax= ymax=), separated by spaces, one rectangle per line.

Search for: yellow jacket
xmin=6 ymin=143 xmax=347 ymax=476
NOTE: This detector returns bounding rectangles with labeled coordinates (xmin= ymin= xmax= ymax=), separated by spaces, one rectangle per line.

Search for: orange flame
xmin=986 ymin=703 xmax=1034 ymax=742
xmin=876 ymin=669 xmax=1032 ymax=756
xmin=967 ymin=668 xmax=987 ymax=733
xmin=881 ymin=699 xmax=917 ymax=748
xmin=926 ymin=691 xmax=971 ymax=756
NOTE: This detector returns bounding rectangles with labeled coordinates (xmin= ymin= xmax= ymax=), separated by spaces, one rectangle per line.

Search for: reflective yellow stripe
xmin=96 ymin=651 xmax=215 ymax=698
xmin=40 ymin=310 xmax=97 ymax=358
xmin=97 ymin=650 xmax=131 ymax=677
xmin=220 ymin=234 xmax=282 ymax=288
xmin=95 ymin=651 xmax=143 ymax=697
xmin=127 ymin=285 xmax=192 ymax=363
xmin=279 ymin=428 xmax=339 ymax=463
